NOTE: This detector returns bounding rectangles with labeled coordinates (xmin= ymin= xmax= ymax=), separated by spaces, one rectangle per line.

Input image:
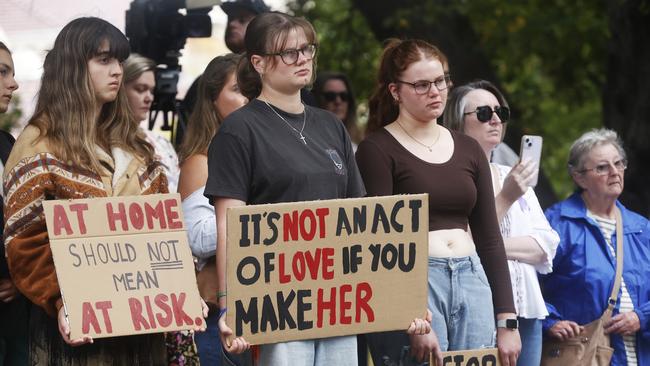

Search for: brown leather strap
xmin=607 ymin=207 xmax=625 ymax=312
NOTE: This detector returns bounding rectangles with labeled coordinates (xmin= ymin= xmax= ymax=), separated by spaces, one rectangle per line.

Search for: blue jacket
xmin=542 ymin=192 xmax=650 ymax=366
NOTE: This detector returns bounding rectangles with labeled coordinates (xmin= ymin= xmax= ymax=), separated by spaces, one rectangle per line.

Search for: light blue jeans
xmin=427 ymin=255 xmax=496 ymax=351
xmin=517 ymin=318 xmax=542 ymax=366
xmin=258 ymin=336 xmax=357 ymax=366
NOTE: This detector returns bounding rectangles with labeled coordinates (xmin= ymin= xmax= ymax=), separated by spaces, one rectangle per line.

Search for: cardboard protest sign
xmin=225 ymin=194 xmax=429 ymax=344
xmin=43 ymin=194 xmax=203 ymax=339
xmin=437 ymin=348 xmax=501 ymax=366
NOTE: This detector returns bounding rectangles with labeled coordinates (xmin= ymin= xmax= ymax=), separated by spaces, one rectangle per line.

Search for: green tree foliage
xmin=289 ymin=0 xmax=609 ymax=197
xmin=287 ymin=0 xmax=382 ymax=106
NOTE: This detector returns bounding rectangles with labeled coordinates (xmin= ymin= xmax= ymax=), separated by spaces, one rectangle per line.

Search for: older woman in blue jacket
xmin=541 ymin=128 xmax=650 ymax=365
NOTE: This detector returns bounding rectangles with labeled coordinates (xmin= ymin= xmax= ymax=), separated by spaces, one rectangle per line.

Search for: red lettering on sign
xmin=95 ymin=301 xmax=113 ymax=333
xmin=81 ymin=301 xmax=101 ymax=334
xmin=322 ymin=247 xmax=334 ymax=280
xmin=315 ymin=208 xmax=329 ymax=238
xmin=154 ymin=294 xmax=173 ymax=327
xmin=283 ymin=211 xmax=299 ymax=241
xmin=317 ymin=287 xmax=337 ymax=328
xmin=278 ymin=253 xmax=291 ymax=284
xmin=299 ymin=209 xmax=316 ymax=241
xmin=128 ymin=297 xmax=150 ymax=331
xmin=164 ymin=199 xmax=183 ymax=229
xmin=356 ymin=282 xmax=375 ymax=322
xmin=128 ymin=202 xmax=145 ymax=230
xmin=69 ymin=203 xmax=89 ymax=234
xmin=339 ymin=284 xmax=353 ymax=324
xmin=171 ymin=292 xmax=194 ymax=326
xmin=106 ymin=202 xmax=128 ymax=231
xmin=52 ymin=204 xmax=72 ymax=236
xmin=144 ymin=201 xmax=166 ymax=229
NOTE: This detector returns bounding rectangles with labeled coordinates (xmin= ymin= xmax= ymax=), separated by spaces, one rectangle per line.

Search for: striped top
xmin=588 ymin=211 xmax=638 ymax=366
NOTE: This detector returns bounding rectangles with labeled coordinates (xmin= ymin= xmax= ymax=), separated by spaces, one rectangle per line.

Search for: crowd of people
xmin=1 ymin=0 xmax=649 ymax=366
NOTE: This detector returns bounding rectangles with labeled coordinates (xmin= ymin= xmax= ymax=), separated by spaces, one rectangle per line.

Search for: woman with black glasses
xmin=443 ymin=80 xmax=559 ymax=366
xmin=312 ymin=72 xmax=362 ymax=147
xmin=357 ymin=40 xmax=520 ymax=366
xmin=205 ymin=12 xmax=374 ymax=366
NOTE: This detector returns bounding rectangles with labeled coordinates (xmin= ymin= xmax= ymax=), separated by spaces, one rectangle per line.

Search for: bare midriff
xmin=428 ymin=228 xmax=477 ymax=257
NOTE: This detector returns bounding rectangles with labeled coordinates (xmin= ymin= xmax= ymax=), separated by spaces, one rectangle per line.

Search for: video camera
xmin=125 ymin=0 xmax=220 ymax=134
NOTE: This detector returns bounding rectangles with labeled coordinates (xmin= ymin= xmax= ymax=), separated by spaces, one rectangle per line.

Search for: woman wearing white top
xmin=177 ymin=53 xmax=247 ymax=366
xmin=443 ymin=80 xmax=559 ymax=366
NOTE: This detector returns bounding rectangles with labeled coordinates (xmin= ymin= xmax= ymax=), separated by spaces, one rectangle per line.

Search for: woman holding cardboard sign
xmin=443 ymin=80 xmax=560 ymax=366
xmin=205 ymin=12 xmax=432 ymax=366
xmin=356 ymin=39 xmax=521 ymax=366
xmin=2 ymin=17 xmax=170 ymax=364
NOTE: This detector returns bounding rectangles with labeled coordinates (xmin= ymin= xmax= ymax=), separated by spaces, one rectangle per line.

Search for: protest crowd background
xmin=1 ymin=0 xmax=650 ymax=365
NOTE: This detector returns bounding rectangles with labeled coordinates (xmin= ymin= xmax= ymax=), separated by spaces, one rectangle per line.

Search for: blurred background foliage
xmin=288 ymin=0 xmax=609 ymax=200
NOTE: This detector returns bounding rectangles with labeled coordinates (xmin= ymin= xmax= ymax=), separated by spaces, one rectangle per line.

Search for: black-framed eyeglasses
xmin=464 ymin=105 xmax=510 ymax=123
xmin=322 ymin=91 xmax=349 ymax=102
xmin=265 ymin=44 xmax=317 ymax=65
xmin=396 ymin=76 xmax=450 ymax=95
xmin=579 ymin=158 xmax=627 ymax=176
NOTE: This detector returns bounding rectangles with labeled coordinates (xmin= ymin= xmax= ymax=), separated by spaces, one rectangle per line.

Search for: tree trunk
xmin=604 ymin=0 xmax=650 ymax=217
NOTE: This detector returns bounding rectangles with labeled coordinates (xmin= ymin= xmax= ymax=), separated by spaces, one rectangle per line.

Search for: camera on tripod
xmin=125 ymin=0 xmax=220 ymax=134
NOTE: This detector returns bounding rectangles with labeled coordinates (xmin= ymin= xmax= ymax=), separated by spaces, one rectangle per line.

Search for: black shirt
xmin=205 ymin=99 xmax=365 ymax=204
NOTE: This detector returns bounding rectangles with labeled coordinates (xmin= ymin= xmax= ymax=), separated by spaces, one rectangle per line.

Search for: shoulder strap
xmin=607 ymin=207 xmax=625 ymax=310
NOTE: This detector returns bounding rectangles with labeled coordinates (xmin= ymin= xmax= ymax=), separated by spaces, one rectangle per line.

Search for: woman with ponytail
xmin=357 ymin=39 xmax=521 ymax=366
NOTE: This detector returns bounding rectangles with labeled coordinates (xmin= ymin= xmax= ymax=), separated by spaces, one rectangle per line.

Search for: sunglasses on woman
xmin=464 ymin=105 xmax=510 ymax=123
xmin=322 ymin=91 xmax=349 ymax=102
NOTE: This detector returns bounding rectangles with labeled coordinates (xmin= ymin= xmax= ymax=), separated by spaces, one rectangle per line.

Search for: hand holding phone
xmin=519 ymin=135 xmax=543 ymax=187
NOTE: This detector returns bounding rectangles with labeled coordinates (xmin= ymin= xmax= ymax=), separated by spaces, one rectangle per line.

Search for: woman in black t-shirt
xmin=204 ymin=12 xmax=393 ymax=366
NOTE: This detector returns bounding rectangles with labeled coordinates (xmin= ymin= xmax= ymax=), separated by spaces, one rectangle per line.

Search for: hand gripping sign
xmin=43 ymin=193 xmax=203 ymax=339
xmin=225 ymin=194 xmax=429 ymax=345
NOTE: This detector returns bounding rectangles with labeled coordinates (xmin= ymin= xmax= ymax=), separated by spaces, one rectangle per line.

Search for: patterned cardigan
xmin=2 ymin=125 xmax=168 ymax=317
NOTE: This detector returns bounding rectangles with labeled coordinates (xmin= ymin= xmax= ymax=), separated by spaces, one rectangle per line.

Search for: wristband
xmin=217 ymin=290 xmax=227 ymax=299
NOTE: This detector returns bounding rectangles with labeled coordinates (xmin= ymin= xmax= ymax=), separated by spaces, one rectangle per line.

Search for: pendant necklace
xmin=264 ymin=100 xmax=308 ymax=145
xmin=396 ymin=120 xmax=440 ymax=152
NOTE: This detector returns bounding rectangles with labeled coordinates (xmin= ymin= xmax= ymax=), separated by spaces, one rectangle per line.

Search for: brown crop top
xmin=355 ymin=127 xmax=515 ymax=314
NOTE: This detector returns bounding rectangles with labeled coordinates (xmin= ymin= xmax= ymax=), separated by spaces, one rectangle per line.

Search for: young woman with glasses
xmin=356 ymin=39 xmax=521 ymax=366
xmin=204 ymin=12 xmax=380 ymax=365
xmin=312 ymin=72 xmax=362 ymax=147
xmin=443 ymin=80 xmax=560 ymax=366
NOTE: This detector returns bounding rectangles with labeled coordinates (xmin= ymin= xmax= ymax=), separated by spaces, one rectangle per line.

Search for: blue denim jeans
xmin=258 ymin=336 xmax=357 ymax=366
xmin=517 ymin=318 xmax=542 ymax=366
xmin=427 ymin=255 xmax=496 ymax=351
xmin=365 ymin=255 xmax=496 ymax=366
xmin=194 ymin=312 xmax=221 ymax=366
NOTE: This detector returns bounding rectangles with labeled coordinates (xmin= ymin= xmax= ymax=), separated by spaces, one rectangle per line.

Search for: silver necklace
xmin=396 ymin=120 xmax=440 ymax=152
xmin=264 ymin=100 xmax=307 ymax=145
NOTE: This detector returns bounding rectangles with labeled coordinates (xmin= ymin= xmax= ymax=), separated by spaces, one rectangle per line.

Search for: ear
xmin=388 ymin=82 xmax=400 ymax=102
xmin=250 ymin=55 xmax=266 ymax=75
xmin=572 ymin=171 xmax=588 ymax=190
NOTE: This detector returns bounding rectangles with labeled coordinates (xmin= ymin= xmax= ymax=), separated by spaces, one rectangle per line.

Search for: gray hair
xmin=442 ymin=79 xmax=509 ymax=142
xmin=568 ymin=128 xmax=626 ymax=175
xmin=123 ymin=53 xmax=156 ymax=85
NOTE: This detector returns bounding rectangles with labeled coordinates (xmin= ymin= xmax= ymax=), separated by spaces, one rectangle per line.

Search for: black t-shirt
xmin=204 ymin=99 xmax=365 ymax=204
